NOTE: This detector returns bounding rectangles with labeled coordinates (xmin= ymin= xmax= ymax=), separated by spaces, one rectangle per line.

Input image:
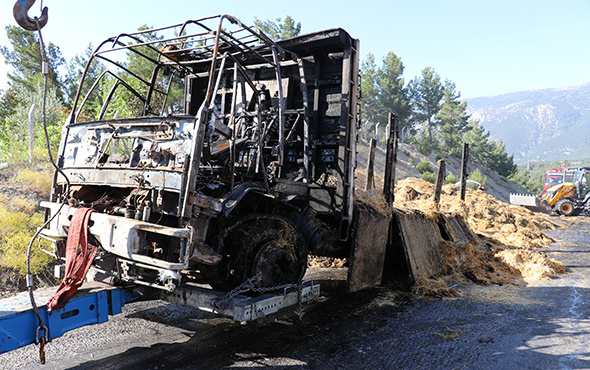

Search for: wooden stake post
xmin=383 ymin=113 xmax=399 ymax=205
xmin=433 ymin=159 xmax=446 ymax=206
xmin=460 ymin=142 xmax=469 ymax=201
xmin=365 ymin=138 xmax=376 ymax=191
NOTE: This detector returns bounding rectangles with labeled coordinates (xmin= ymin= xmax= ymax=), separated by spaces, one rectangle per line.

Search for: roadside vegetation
xmin=0 ymin=163 xmax=56 ymax=293
xmin=0 ymin=193 xmax=53 ymax=275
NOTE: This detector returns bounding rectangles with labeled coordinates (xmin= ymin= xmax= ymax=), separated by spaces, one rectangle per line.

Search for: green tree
xmin=444 ymin=173 xmax=457 ymax=184
xmin=488 ymin=139 xmax=518 ymax=177
xmin=377 ymin=52 xmax=410 ymax=126
xmin=64 ymin=43 xmax=106 ymax=108
xmin=359 ymin=52 xmax=411 ymax=141
xmin=254 ymin=16 xmax=301 ymax=40
xmin=464 ymin=120 xmax=517 ymax=178
xmin=0 ymin=89 xmax=18 ymax=129
xmin=422 ymin=171 xmax=436 ymax=183
xmin=360 ymin=53 xmax=380 ymax=138
xmin=0 ymin=25 xmax=65 ymax=100
xmin=416 ymin=158 xmax=434 ymax=174
xmin=509 ymin=168 xmax=543 ymax=195
xmin=437 ymin=81 xmax=470 ymax=156
xmin=1 ymin=82 xmax=65 ymax=161
xmin=410 ymin=127 xmax=438 ymax=156
xmin=464 ymin=120 xmax=493 ymax=167
xmin=408 ymin=67 xmax=444 ymax=145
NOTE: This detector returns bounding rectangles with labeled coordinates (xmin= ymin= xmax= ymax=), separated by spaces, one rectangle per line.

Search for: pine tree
xmin=489 ymin=139 xmax=518 ymax=177
xmin=464 ymin=120 xmax=494 ymax=167
xmin=437 ymin=81 xmax=470 ymax=156
xmin=464 ymin=120 xmax=517 ymax=178
xmin=408 ymin=67 xmax=444 ymax=145
xmin=359 ymin=52 xmax=411 ymax=141
xmin=360 ymin=53 xmax=380 ymax=139
xmin=254 ymin=16 xmax=301 ymax=40
xmin=63 ymin=44 xmax=106 ymax=108
xmin=377 ymin=52 xmax=410 ymax=126
xmin=0 ymin=25 xmax=65 ymax=100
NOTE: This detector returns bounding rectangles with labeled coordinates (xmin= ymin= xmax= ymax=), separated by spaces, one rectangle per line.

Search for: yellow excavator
xmin=510 ymin=167 xmax=590 ymax=216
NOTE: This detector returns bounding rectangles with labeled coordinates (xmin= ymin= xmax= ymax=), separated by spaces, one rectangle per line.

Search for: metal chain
xmin=25 ymin=19 xmax=51 ymax=365
xmin=213 ymin=274 xmax=306 ymax=320
xmin=213 ymin=274 xmax=262 ymax=310
xmin=23 ymin=18 xmax=63 ymax=365
xmin=39 ymin=336 xmax=46 ymax=364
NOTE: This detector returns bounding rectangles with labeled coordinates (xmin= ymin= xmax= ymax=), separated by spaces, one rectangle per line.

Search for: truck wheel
xmin=201 ymin=214 xmax=307 ymax=291
xmin=556 ymin=199 xmax=575 ymax=216
xmin=248 ymin=227 xmax=307 ymax=288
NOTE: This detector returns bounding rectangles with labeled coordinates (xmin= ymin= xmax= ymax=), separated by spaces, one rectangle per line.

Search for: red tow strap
xmin=47 ymin=208 xmax=96 ymax=312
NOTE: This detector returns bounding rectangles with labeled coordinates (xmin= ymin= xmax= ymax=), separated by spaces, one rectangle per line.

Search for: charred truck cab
xmin=40 ymin=15 xmax=360 ymax=293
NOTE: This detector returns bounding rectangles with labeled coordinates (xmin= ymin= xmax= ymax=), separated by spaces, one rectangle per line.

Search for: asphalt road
xmin=2 ymin=217 xmax=590 ymax=369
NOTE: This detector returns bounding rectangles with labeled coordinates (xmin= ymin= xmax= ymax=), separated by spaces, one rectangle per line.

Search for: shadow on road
xmin=65 ymin=283 xmax=590 ymax=369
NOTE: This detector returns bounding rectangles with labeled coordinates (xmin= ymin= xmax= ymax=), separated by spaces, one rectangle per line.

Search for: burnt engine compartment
xmin=68 ymin=184 xmax=183 ymax=261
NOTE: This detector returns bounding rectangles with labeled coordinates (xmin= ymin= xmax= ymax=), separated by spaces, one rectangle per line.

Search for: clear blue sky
xmin=1 ymin=0 xmax=589 ymax=98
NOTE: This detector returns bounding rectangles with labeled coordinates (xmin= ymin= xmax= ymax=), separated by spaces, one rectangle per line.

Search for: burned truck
xmin=40 ymin=15 xmax=361 ymax=295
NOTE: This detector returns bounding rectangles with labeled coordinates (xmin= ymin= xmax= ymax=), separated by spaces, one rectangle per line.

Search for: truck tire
xmin=201 ymin=214 xmax=308 ymax=291
xmin=556 ymin=199 xmax=575 ymax=216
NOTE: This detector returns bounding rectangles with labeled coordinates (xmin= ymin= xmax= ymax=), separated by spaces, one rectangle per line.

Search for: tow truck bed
xmin=0 ymin=280 xmax=319 ymax=354
xmin=0 ymin=282 xmax=128 ymax=354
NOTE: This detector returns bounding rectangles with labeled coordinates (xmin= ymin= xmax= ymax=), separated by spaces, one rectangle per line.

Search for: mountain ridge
xmin=465 ymin=82 xmax=590 ymax=164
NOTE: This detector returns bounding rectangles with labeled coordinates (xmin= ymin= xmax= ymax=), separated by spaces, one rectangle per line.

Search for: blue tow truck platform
xmin=0 ymin=282 xmax=129 ymax=353
xmin=0 ymin=280 xmax=320 ymax=354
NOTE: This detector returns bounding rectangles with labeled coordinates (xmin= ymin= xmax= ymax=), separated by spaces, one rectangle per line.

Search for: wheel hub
xmin=253 ymin=241 xmax=299 ymax=288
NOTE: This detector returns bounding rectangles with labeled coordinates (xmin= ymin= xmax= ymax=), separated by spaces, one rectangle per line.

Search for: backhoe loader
xmin=510 ymin=167 xmax=590 ymax=216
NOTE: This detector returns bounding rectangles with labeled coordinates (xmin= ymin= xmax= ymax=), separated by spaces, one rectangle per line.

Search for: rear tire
xmin=200 ymin=214 xmax=308 ymax=291
xmin=556 ymin=199 xmax=575 ymax=216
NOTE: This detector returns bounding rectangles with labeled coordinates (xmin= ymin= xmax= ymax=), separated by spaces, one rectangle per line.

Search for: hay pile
xmin=494 ymin=248 xmax=565 ymax=281
xmin=438 ymin=240 xmax=521 ymax=286
xmin=353 ymin=189 xmax=391 ymax=218
xmin=393 ymin=178 xmax=565 ymax=288
xmin=308 ymin=256 xmax=347 ymax=268
xmin=411 ymin=276 xmax=459 ymax=299
xmin=395 ymin=178 xmax=557 ymax=245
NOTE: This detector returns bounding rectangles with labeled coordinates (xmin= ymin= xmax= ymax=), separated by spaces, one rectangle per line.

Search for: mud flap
xmin=384 ymin=208 xmax=443 ymax=282
xmin=440 ymin=214 xmax=480 ymax=245
xmin=347 ymin=202 xmax=391 ymax=292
